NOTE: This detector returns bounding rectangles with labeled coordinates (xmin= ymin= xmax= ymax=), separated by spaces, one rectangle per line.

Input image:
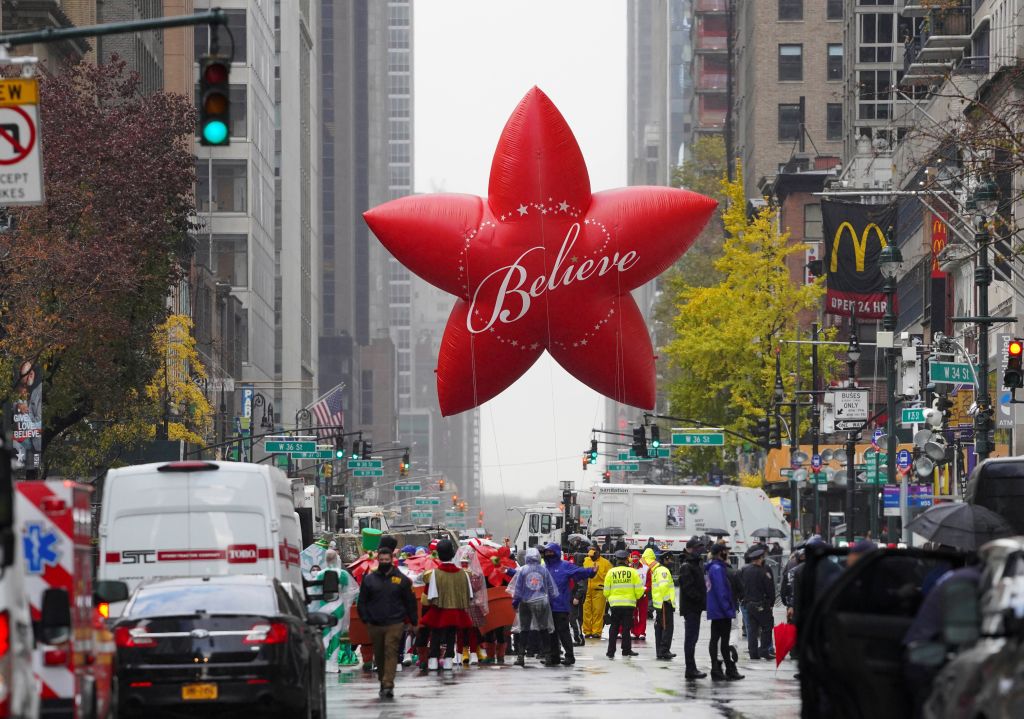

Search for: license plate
xmin=181 ymin=683 xmax=218 ymax=701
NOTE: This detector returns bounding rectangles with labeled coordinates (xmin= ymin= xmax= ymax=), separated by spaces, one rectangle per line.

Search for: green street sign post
xmin=394 ymin=484 xmax=421 ymax=492
xmin=671 ymin=430 xmax=725 ymax=446
xmin=352 ymin=469 xmax=384 ymax=478
xmin=607 ymin=462 xmax=640 ymax=471
xmin=929 ymin=361 xmax=977 ymax=385
xmin=415 ymin=498 xmax=441 ymax=506
xmin=265 ymin=440 xmax=316 ymax=453
xmin=347 ymin=459 xmax=383 ymax=469
xmin=411 ymin=511 xmax=433 ymax=519
xmin=901 ymin=408 xmax=926 ymax=425
xmin=290 ymin=449 xmax=334 ymax=460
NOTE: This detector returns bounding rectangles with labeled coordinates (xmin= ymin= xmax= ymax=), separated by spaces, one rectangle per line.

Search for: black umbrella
xmin=590 ymin=527 xmax=625 ymax=537
xmin=905 ymin=502 xmax=1014 ymax=550
xmin=704 ymin=528 xmax=731 ymax=537
xmin=751 ymin=527 xmax=787 ymax=539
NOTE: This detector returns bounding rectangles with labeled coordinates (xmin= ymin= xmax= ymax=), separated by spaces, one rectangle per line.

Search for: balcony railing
xmin=696 ymin=33 xmax=728 ymax=52
xmin=697 ymin=72 xmax=729 ymax=91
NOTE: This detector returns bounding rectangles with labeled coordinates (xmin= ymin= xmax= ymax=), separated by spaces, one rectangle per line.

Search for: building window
xmin=360 ymin=370 xmax=373 ymax=425
xmin=778 ymin=0 xmax=802 ymax=20
xmin=389 ymin=142 xmax=410 ymax=163
xmin=857 ymin=70 xmax=892 ymax=120
xmin=778 ymin=44 xmax=803 ymax=81
xmin=827 ymin=45 xmax=843 ymax=81
xmin=778 ymin=104 xmax=801 ymax=141
xmin=826 ymin=103 xmax=843 ymax=141
xmin=389 ymin=119 xmax=410 ymax=141
xmin=827 ymin=0 xmax=843 ymax=19
xmin=196 ymin=160 xmax=247 ymax=213
xmin=804 ymin=204 xmax=823 ymax=241
xmin=389 ymin=96 xmax=410 ymax=118
xmin=858 ymin=11 xmax=895 ymax=63
xmin=211 ymin=234 xmax=248 ymax=286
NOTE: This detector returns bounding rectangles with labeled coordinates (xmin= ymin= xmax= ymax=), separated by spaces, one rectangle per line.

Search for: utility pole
xmin=810 ymin=323 xmax=821 ymax=535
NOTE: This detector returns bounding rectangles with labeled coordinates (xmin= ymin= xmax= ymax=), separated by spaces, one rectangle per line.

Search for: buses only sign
xmin=0 ymin=78 xmax=43 ymax=205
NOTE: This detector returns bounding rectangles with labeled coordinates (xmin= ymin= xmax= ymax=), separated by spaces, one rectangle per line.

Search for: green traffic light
xmin=651 ymin=439 xmax=660 ymax=448
xmin=335 ymin=450 xmax=345 ymax=459
xmin=202 ymin=120 xmax=228 ymax=145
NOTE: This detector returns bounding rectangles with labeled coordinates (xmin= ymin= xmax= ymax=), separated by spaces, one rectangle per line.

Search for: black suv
xmin=111 ymin=575 xmax=336 ymax=717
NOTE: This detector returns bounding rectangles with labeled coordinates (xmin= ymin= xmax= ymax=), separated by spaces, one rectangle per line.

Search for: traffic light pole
xmin=0 ymin=9 xmax=226 ymax=49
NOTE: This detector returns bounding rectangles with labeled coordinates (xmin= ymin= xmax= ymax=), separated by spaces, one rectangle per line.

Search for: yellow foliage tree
xmin=146 ymin=314 xmax=213 ymax=445
xmin=662 ymin=166 xmax=841 ymax=474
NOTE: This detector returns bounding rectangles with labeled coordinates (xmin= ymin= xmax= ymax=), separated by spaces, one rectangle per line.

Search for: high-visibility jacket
xmin=583 ymin=555 xmax=612 ymax=590
xmin=603 ymin=565 xmax=644 ymax=608
xmin=649 ymin=562 xmax=674 ymax=609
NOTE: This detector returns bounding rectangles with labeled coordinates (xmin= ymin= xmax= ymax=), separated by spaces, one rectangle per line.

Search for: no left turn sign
xmin=0 ymin=78 xmax=43 ymax=205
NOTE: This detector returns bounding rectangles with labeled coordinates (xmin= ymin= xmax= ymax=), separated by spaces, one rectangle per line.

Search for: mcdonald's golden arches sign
xmin=821 ymin=200 xmax=897 ymax=319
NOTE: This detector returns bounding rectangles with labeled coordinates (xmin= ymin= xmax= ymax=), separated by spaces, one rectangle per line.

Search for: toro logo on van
xmin=227 ymin=544 xmax=259 ymax=564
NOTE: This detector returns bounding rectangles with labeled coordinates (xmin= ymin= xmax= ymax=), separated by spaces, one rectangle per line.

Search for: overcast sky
xmin=414 ymin=0 xmax=628 ymax=506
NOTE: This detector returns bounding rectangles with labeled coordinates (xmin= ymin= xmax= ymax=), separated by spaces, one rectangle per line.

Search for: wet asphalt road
xmin=326 ymin=610 xmax=799 ymax=719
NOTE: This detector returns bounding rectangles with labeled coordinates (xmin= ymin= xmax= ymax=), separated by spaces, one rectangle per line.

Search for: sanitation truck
xmin=588 ymin=483 xmax=790 ymax=557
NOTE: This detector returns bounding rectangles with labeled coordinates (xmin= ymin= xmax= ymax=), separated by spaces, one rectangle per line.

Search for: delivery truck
xmin=588 ymin=483 xmax=790 ymax=557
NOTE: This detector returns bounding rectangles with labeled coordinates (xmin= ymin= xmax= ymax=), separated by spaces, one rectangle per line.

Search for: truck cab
xmin=351 ymin=505 xmax=395 ymax=533
xmin=512 ymin=504 xmax=564 ymax=554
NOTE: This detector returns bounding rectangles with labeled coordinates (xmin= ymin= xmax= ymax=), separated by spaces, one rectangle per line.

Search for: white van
xmin=98 ymin=460 xmax=304 ymax=599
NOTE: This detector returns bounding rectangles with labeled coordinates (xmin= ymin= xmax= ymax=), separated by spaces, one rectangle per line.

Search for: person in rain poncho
xmin=420 ymin=539 xmax=473 ymax=671
xmin=455 ymin=544 xmax=490 ymax=664
xmin=582 ymin=543 xmax=612 ymax=639
xmin=511 ymin=547 xmax=558 ymax=667
xmin=541 ymin=542 xmax=594 ymax=666
xmin=311 ymin=548 xmax=359 ymax=672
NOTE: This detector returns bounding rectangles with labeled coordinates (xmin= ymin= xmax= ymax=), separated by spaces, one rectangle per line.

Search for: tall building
xmin=319 ymin=1 xmax=479 ymax=520
xmin=194 ymin=2 xmax=274 ymax=435
xmin=734 ymin=0 xmax=845 ymax=202
xmin=96 ymin=0 xmax=164 ymax=96
xmin=689 ymin=0 xmax=729 ymax=146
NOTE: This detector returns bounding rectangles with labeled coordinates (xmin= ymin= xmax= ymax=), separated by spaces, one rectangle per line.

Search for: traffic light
xmin=1005 ymin=338 xmax=1024 ymax=389
xmin=351 ymin=439 xmax=361 ymax=460
xmin=650 ymin=425 xmax=661 ymax=449
xmin=361 ymin=440 xmax=373 ymax=458
xmin=632 ymin=425 xmax=648 ymax=458
xmin=451 ymin=494 xmax=458 ymax=507
xmin=602 ymin=470 xmax=611 ymax=483
xmin=975 ymin=407 xmax=995 ymax=457
xmin=334 ymin=437 xmax=345 ymax=460
xmin=582 ymin=452 xmax=590 ymax=470
xmin=400 ymin=451 xmax=411 ymax=476
xmin=589 ymin=439 xmax=598 ymax=462
xmin=199 ymin=55 xmax=231 ymax=146
xmin=438 ymin=478 xmax=446 ymax=490
xmin=770 ymin=419 xmax=782 ymax=450
xmin=755 ymin=417 xmax=770 ymax=450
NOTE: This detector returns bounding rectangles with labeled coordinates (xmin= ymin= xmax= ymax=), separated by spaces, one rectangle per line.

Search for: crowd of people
xmin=307 ymin=532 xmax=804 ymax=700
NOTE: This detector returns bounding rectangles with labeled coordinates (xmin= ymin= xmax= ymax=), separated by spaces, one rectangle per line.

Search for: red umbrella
xmin=774 ymin=622 xmax=797 ymax=667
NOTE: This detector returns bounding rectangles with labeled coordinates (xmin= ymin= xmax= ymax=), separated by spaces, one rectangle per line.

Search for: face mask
xmin=377 ymin=557 xmax=393 ymax=572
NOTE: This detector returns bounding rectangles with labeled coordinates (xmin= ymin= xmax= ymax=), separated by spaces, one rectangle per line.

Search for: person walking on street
xmin=421 ymin=540 xmax=474 ymax=671
xmin=542 ymin=542 xmax=595 ymax=665
xmin=357 ymin=543 xmax=418 ymax=699
xmin=678 ymin=537 xmax=708 ymax=679
xmin=603 ymin=549 xmax=644 ymax=659
xmin=582 ymin=544 xmax=612 ymax=639
xmin=739 ymin=545 xmax=775 ymax=660
xmin=706 ymin=543 xmax=744 ymax=681
xmin=511 ymin=547 xmax=558 ymax=666
xmin=644 ymin=548 xmax=675 ymax=661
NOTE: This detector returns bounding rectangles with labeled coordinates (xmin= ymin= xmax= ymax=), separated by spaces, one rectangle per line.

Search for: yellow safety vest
xmin=602 ymin=565 xmax=644 ymax=608
xmin=650 ymin=563 xmax=674 ymax=609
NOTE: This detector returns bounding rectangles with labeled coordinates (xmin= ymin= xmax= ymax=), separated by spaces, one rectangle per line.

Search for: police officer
xmin=603 ymin=549 xmax=644 ymax=659
xmin=739 ymin=545 xmax=775 ymax=660
xmin=644 ymin=548 xmax=676 ymax=660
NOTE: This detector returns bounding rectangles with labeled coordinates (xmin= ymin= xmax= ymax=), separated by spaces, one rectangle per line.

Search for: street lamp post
xmin=879 ymin=242 xmax=904 ymax=542
xmin=969 ymin=179 xmax=999 ymax=462
xmin=845 ymin=324 xmax=861 ymax=544
xmin=295 ymin=407 xmax=312 ymax=430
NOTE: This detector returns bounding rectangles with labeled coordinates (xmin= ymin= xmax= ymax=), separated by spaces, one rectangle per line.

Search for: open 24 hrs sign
xmin=0 ymin=78 xmax=43 ymax=205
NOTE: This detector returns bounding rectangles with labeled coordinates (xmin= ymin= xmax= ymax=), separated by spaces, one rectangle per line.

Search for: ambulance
xmin=14 ymin=480 xmax=114 ymax=719
xmin=0 ymin=474 xmax=38 ymax=719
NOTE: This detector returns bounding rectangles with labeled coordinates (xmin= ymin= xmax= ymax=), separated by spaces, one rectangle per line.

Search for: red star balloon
xmin=364 ymin=88 xmax=717 ymax=416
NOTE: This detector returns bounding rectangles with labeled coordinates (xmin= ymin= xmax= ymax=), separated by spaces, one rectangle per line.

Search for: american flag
xmin=308 ymin=383 xmax=345 ymax=438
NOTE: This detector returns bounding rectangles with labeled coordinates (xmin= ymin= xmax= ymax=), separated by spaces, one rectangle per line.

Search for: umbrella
xmin=567 ymin=533 xmax=590 ymax=545
xmin=590 ymin=526 xmax=626 ymax=537
xmin=751 ymin=527 xmax=787 ymax=539
xmin=704 ymin=528 xmax=731 ymax=537
xmin=905 ymin=502 xmax=1013 ymax=550
xmin=774 ymin=623 xmax=797 ymax=667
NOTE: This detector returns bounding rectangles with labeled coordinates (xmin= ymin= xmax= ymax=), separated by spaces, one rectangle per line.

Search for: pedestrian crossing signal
xmin=199 ymin=56 xmax=231 ymax=146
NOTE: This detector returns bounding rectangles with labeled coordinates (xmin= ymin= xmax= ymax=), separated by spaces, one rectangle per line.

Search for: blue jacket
xmin=545 ymin=552 xmax=596 ymax=613
xmin=705 ymin=559 xmax=735 ymax=620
